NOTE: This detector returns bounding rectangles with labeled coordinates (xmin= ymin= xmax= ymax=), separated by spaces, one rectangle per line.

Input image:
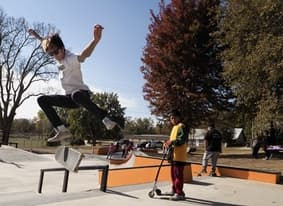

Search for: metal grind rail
xmin=38 ymin=165 xmax=109 ymax=193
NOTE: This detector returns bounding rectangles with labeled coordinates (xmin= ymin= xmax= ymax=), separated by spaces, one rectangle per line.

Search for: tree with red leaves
xmin=141 ymin=0 xmax=233 ymax=126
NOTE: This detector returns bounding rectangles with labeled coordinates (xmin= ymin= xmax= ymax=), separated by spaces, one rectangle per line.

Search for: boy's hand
xmin=164 ymin=140 xmax=172 ymax=148
xmin=93 ymin=24 xmax=104 ymax=42
xmin=28 ymin=29 xmax=36 ymax=36
xmin=28 ymin=29 xmax=43 ymax=41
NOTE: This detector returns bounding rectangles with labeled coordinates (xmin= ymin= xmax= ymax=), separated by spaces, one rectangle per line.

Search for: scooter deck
xmin=55 ymin=146 xmax=84 ymax=172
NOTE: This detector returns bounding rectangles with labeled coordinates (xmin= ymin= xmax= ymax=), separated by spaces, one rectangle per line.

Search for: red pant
xmin=170 ymin=162 xmax=185 ymax=195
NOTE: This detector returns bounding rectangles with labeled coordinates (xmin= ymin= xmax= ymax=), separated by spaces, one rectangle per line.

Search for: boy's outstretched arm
xmin=77 ymin=24 xmax=103 ymax=63
xmin=28 ymin=29 xmax=44 ymax=41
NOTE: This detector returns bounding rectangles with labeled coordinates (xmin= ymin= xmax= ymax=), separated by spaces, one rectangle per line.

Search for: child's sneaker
xmin=170 ymin=193 xmax=185 ymax=201
xmin=102 ymin=117 xmax=117 ymax=130
xmin=47 ymin=130 xmax=72 ymax=142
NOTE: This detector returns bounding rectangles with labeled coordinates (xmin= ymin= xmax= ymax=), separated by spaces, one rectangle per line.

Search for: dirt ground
xmin=188 ymin=147 xmax=283 ymax=175
xmin=137 ymin=146 xmax=283 ymax=176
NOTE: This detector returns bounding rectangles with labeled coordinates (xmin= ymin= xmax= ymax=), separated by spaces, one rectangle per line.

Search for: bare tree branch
xmin=0 ymin=9 xmax=58 ymax=144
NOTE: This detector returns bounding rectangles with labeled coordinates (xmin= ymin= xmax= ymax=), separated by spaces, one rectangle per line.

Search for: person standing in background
xmin=198 ymin=122 xmax=222 ymax=177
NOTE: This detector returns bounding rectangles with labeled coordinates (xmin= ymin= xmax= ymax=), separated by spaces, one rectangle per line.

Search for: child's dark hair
xmin=209 ymin=122 xmax=215 ymax=128
xmin=50 ymin=33 xmax=65 ymax=49
xmin=169 ymin=109 xmax=181 ymax=118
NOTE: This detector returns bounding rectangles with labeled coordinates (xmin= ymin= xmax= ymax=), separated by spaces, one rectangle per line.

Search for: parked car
xmin=150 ymin=140 xmax=164 ymax=149
xmin=137 ymin=140 xmax=163 ymax=149
xmin=137 ymin=140 xmax=151 ymax=149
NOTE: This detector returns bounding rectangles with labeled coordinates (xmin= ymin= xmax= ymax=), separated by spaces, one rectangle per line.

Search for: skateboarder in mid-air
xmin=28 ymin=24 xmax=117 ymax=143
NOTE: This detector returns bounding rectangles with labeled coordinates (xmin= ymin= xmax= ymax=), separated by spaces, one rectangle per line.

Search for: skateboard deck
xmin=55 ymin=146 xmax=84 ymax=172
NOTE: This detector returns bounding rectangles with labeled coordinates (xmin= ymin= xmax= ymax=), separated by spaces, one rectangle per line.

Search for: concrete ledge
xmin=92 ymin=146 xmax=108 ymax=155
xmin=190 ymin=162 xmax=281 ymax=184
xmin=98 ymin=156 xmax=192 ymax=187
xmin=99 ymin=155 xmax=281 ymax=188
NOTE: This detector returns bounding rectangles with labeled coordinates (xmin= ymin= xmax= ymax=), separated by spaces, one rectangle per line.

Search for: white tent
xmin=233 ymin=128 xmax=243 ymax=140
xmin=231 ymin=128 xmax=246 ymax=145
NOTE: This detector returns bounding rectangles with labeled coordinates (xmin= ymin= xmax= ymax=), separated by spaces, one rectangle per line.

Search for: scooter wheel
xmin=155 ymin=188 xmax=162 ymax=195
xmin=148 ymin=190 xmax=155 ymax=198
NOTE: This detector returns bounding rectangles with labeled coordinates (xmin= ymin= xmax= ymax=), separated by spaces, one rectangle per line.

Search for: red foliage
xmin=141 ymin=0 xmax=232 ymax=126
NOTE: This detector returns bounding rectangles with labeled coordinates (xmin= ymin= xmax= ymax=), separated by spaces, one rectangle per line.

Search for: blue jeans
xmin=37 ymin=90 xmax=107 ymax=128
xmin=202 ymin=151 xmax=220 ymax=172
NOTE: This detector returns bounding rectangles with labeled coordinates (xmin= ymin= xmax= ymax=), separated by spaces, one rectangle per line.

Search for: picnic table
xmin=267 ymin=145 xmax=283 ymax=151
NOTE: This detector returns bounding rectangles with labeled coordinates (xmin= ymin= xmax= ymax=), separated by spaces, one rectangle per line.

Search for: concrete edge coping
xmin=135 ymin=155 xmax=281 ymax=175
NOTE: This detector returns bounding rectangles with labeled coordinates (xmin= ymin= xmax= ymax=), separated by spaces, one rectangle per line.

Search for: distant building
xmin=188 ymin=128 xmax=246 ymax=147
xmin=188 ymin=129 xmax=207 ymax=147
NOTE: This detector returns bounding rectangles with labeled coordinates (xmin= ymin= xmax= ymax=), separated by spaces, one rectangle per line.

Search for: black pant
xmin=252 ymin=143 xmax=261 ymax=158
xmin=37 ymin=90 xmax=107 ymax=128
xmin=264 ymin=146 xmax=272 ymax=159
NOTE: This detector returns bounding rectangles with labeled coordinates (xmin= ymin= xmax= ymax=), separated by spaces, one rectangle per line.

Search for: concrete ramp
xmin=0 ymin=145 xmax=51 ymax=163
xmin=109 ymin=152 xmax=136 ymax=169
xmin=0 ymin=189 xmax=106 ymax=206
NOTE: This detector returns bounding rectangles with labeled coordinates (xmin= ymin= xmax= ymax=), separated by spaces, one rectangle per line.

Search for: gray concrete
xmin=0 ymin=145 xmax=282 ymax=206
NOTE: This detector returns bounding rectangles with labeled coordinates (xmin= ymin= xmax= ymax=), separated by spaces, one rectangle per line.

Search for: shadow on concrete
xmin=158 ymin=196 xmax=245 ymax=206
xmin=190 ymin=180 xmax=214 ymax=186
xmin=220 ymin=153 xmax=283 ymax=159
xmin=279 ymin=176 xmax=283 ymax=185
xmin=106 ymin=189 xmax=139 ymax=199
xmin=0 ymin=158 xmax=22 ymax=168
xmin=185 ymin=196 xmax=246 ymax=206
xmin=220 ymin=154 xmax=254 ymax=159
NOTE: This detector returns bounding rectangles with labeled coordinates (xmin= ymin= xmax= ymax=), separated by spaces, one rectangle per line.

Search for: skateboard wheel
xmin=148 ymin=190 xmax=155 ymax=198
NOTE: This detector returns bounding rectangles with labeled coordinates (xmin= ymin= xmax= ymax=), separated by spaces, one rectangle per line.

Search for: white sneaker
xmin=102 ymin=117 xmax=117 ymax=130
xmin=170 ymin=193 xmax=185 ymax=201
xmin=164 ymin=191 xmax=175 ymax=196
xmin=47 ymin=130 xmax=72 ymax=142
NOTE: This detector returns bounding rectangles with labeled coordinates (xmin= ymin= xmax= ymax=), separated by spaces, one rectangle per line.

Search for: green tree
xmin=141 ymin=0 xmax=233 ymax=127
xmin=0 ymin=9 xmax=56 ymax=144
xmin=219 ymin=0 xmax=283 ymax=134
xmin=124 ymin=117 xmax=155 ymax=134
xmin=66 ymin=92 xmax=126 ymax=145
xmin=12 ymin=118 xmax=34 ymax=133
xmin=34 ymin=110 xmax=52 ymax=135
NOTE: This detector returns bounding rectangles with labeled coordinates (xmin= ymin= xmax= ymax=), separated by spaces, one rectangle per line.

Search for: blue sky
xmin=0 ymin=0 xmax=164 ymax=120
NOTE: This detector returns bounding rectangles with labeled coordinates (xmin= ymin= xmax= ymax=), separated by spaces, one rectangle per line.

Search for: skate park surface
xmin=0 ymin=145 xmax=282 ymax=206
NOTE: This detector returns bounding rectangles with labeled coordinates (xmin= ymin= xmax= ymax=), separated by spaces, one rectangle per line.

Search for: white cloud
xmin=89 ymin=85 xmax=139 ymax=112
xmin=16 ymin=82 xmax=151 ymax=119
xmin=15 ymin=78 xmax=62 ymax=119
xmin=118 ymin=95 xmax=138 ymax=109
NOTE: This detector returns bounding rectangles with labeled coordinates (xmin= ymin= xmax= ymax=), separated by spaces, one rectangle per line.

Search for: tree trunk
xmin=1 ymin=117 xmax=13 ymax=145
xmin=90 ymin=128 xmax=97 ymax=146
xmin=2 ymin=129 xmax=10 ymax=145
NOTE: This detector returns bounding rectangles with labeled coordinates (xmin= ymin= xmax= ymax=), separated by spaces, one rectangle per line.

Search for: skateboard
xmin=55 ymin=146 xmax=84 ymax=172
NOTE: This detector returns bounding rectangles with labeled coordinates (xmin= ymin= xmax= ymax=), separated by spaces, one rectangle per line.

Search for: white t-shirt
xmin=57 ymin=50 xmax=90 ymax=94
